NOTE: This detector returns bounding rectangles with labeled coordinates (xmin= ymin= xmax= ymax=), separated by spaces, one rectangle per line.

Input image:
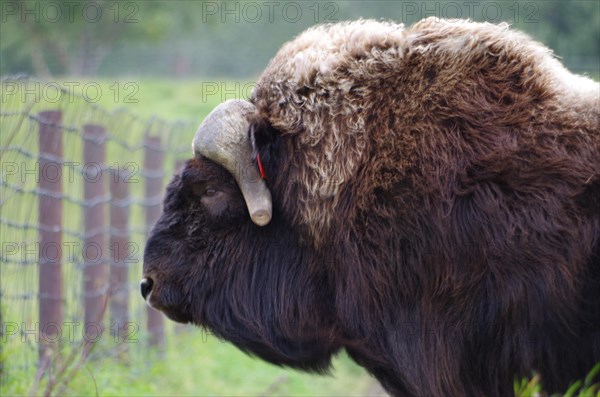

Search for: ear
xmin=248 ymin=116 xmax=281 ymax=180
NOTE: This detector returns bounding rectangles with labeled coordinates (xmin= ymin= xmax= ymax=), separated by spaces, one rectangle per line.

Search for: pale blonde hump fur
xmin=251 ymin=18 xmax=599 ymax=247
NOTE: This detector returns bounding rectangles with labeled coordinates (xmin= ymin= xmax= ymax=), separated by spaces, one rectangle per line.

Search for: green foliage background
xmin=1 ymin=0 xmax=599 ymax=78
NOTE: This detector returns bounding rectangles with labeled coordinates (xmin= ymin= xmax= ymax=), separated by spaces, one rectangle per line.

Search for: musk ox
xmin=142 ymin=18 xmax=600 ymax=396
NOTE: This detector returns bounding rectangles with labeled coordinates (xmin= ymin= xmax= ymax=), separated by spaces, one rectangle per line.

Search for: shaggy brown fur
xmin=144 ymin=19 xmax=600 ymax=396
xmin=251 ymin=18 xmax=599 ymax=246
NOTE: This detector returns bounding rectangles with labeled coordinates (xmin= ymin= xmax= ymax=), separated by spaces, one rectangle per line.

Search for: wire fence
xmin=0 ymin=76 xmax=196 ymax=393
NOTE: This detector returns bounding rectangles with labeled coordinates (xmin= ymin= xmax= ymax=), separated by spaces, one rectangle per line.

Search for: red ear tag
xmin=256 ymin=153 xmax=267 ymax=180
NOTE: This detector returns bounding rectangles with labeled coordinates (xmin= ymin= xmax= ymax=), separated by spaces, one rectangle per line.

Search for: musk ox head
xmin=141 ymin=102 xmax=340 ymax=370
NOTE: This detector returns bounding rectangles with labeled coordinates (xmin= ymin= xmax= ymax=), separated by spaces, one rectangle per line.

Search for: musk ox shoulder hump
xmin=251 ymin=18 xmax=599 ymax=246
xmin=260 ymin=18 xmax=597 ymax=99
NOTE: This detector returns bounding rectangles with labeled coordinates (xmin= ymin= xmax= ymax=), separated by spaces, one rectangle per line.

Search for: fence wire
xmin=0 ymin=76 xmax=197 ymax=391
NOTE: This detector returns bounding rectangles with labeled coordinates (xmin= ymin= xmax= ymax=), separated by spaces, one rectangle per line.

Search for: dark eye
xmin=192 ymin=185 xmax=218 ymax=197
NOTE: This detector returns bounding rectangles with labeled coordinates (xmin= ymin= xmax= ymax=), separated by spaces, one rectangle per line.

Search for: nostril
xmin=140 ymin=277 xmax=154 ymax=300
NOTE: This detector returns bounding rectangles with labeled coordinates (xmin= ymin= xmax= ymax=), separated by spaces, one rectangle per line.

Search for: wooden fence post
xmin=175 ymin=159 xmax=185 ymax=173
xmin=82 ymin=124 xmax=107 ymax=355
xmin=109 ymin=167 xmax=130 ymax=357
xmin=144 ymin=135 xmax=165 ymax=349
xmin=38 ymin=110 xmax=64 ymax=372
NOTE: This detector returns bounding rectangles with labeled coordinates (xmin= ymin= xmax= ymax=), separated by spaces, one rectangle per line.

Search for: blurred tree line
xmin=1 ymin=0 xmax=598 ymax=79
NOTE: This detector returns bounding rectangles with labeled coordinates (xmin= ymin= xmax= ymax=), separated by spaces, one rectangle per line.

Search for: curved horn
xmin=192 ymin=99 xmax=272 ymax=226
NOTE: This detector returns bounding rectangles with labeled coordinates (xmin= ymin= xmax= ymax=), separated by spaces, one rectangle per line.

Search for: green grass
xmin=515 ymin=364 xmax=600 ymax=397
xmin=1 ymin=329 xmax=374 ymax=397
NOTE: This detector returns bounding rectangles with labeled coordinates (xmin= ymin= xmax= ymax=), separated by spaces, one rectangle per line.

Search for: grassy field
xmin=56 ymin=77 xmax=254 ymax=121
xmin=2 ymin=328 xmax=374 ymax=396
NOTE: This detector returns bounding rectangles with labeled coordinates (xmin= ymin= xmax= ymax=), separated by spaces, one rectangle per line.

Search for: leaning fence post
xmin=144 ymin=135 xmax=165 ymax=349
xmin=109 ymin=167 xmax=130 ymax=357
xmin=82 ymin=124 xmax=107 ymax=355
xmin=38 ymin=110 xmax=64 ymax=372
